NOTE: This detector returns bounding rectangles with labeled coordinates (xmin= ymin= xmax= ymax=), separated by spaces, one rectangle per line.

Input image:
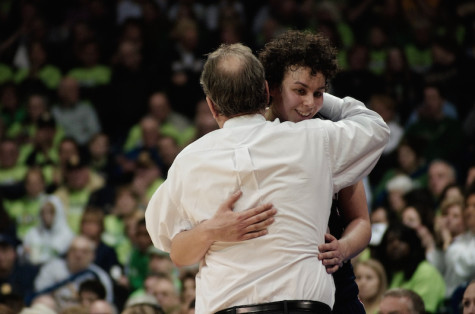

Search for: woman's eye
xmin=314 ymin=92 xmax=323 ymax=98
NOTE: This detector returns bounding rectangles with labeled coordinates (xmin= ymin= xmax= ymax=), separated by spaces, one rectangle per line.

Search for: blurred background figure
xmin=54 ymin=153 xmax=105 ymax=233
xmin=52 ymin=76 xmax=101 ymax=150
xmin=375 ymin=223 xmax=445 ymax=313
xmin=0 ymin=233 xmax=39 ymax=310
xmin=378 ymin=288 xmax=426 ymax=314
xmin=354 ymin=258 xmax=387 ymax=314
xmin=22 ymin=195 xmax=74 ymax=265
xmin=151 ymin=273 xmax=181 ymax=314
xmin=33 ymin=235 xmax=113 ymax=312
xmin=78 ymin=279 xmax=106 ymax=311
xmin=89 ymin=299 xmax=117 ymax=314
xmin=462 ymin=280 xmax=475 ymax=314
xmin=3 ymin=167 xmax=47 ymax=239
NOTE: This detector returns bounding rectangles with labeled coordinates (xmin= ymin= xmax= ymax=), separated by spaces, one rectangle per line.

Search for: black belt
xmin=215 ymin=300 xmax=332 ymax=313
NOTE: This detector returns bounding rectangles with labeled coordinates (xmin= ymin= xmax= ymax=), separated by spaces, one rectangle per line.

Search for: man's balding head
xmin=200 ymin=43 xmax=268 ymax=118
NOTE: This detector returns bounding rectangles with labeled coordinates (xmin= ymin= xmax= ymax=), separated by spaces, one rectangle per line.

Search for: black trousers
xmin=215 ymin=300 xmax=332 ymax=314
xmin=332 ymin=262 xmax=366 ymax=314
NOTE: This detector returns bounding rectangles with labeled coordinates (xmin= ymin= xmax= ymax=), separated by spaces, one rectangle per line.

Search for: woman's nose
xmin=303 ymin=94 xmax=314 ymax=107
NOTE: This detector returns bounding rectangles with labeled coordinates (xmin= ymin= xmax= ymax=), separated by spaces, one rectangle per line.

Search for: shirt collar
xmin=223 ymin=114 xmax=267 ymax=128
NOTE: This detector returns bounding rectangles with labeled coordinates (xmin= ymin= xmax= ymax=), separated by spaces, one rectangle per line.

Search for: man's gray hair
xmin=200 ymin=43 xmax=267 ymax=117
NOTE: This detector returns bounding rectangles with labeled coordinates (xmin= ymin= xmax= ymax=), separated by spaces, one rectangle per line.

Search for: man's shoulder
xmin=178 ymin=119 xmax=324 ymax=153
xmin=177 ymin=129 xmax=222 ymax=155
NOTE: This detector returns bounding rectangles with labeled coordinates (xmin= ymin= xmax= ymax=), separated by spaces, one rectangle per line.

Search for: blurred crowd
xmin=0 ymin=0 xmax=474 ymax=313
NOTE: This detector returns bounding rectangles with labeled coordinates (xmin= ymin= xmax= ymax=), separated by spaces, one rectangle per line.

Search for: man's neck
xmin=217 ymin=110 xmax=265 ymax=128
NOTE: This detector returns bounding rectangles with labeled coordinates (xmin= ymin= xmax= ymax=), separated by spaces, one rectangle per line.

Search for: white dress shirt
xmin=145 ymin=94 xmax=389 ymax=313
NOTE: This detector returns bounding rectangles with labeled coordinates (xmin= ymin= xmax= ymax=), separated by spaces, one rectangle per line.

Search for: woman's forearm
xmin=339 ymin=216 xmax=371 ymax=261
xmin=337 ymin=180 xmax=371 ymax=261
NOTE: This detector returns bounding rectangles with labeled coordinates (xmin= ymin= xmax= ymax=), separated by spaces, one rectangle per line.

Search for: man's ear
xmin=206 ymin=96 xmax=219 ymax=119
xmin=265 ymin=81 xmax=270 ymax=105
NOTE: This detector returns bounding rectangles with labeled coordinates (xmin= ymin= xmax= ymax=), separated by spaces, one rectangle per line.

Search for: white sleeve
xmin=320 ymin=93 xmax=390 ymax=193
xmin=145 ymin=163 xmax=194 ymax=252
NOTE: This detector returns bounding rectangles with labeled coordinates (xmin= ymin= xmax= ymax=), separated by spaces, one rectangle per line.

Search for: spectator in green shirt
xmin=376 ymin=222 xmax=445 ymax=313
xmin=127 ymin=218 xmax=152 ymax=292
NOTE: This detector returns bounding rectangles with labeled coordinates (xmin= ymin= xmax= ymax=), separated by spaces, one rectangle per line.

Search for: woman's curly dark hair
xmin=258 ymin=30 xmax=339 ymax=90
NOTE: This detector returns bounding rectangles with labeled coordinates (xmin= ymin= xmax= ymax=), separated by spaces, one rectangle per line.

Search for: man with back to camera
xmin=145 ymin=43 xmax=389 ymax=313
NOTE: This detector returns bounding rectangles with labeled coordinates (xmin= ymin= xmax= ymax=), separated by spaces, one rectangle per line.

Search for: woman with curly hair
xmin=258 ymin=30 xmax=339 ymax=122
xmin=258 ymin=29 xmax=370 ymax=314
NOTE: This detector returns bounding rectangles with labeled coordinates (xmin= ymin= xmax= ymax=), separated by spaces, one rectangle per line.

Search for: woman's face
xmin=25 ymin=170 xmax=45 ymax=197
xmin=182 ymin=277 xmax=196 ymax=304
xmin=27 ymin=95 xmax=46 ymax=121
xmin=270 ymin=66 xmax=326 ymax=123
xmin=115 ymin=190 xmax=137 ymax=216
xmin=371 ymin=207 xmax=388 ymax=224
xmin=387 ymin=48 xmax=404 ymax=72
xmin=40 ymin=202 xmax=55 ymax=229
xmin=89 ymin=134 xmax=109 ymax=158
xmin=386 ymin=232 xmax=409 ymax=262
xmin=398 ymin=144 xmax=417 ymax=172
xmin=355 ymin=264 xmax=380 ymax=301
xmin=402 ymin=206 xmax=421 ymax=229
xmin=80 ymin=218 xmax=102 ymax=238
xmin=444 ymin=204 xmax=465 ymax=236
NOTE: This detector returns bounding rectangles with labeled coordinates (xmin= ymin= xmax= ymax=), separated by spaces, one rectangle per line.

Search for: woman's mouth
xmin=296 ymin=109 xmax=313 ymax=118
